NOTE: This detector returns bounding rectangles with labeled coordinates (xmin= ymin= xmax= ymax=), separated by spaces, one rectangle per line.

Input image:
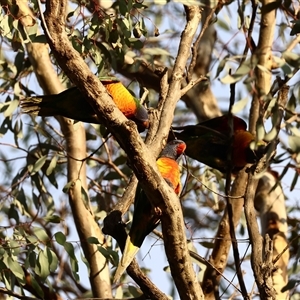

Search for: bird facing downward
xmin=113 ymin=140 xmax=186 ymax=282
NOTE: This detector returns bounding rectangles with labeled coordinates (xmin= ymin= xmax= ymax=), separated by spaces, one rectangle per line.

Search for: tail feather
xmin=20 ymin=89 xmax=100 ymax=123
xmin=113 ymin=236 xmax=140 ymax=283
xmin=20 ymin=96 xmax=61 ymax=116
xmin=20 ymin=97 xmax=43 ymax=115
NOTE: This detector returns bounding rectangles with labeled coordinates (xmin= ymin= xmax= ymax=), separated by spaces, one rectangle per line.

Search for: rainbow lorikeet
xmin=172 ymin=115 xmax=265 ymax=173
xmin=113 ymin=140 xmax=186 ymax=282
xmin=20 ymin=78 xmax=149 ymax=132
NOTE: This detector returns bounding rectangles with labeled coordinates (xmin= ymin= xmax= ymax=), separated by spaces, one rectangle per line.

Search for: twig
xmin=286 ymin=34 xmax=300 ymax=52
xmin=102 ymin=211 xmax=169 ymax=300
xmin=110 ymin=175 xmax=138 ymax=215
xmin=245 ymin=84 xmax=288 ymax=299
xmin=153 ymin=229 xmax=243 ymax=294
xmin=88 ymin=156 xmax=128 ymax=180
xmin=188 ymin=6 xmax=215 ymax=81
xmin=184 ymin=166 xmax=244 ymax=199
xmin=180 ymin=76 xmax=207 ymax=97
xmin=240 ymin=0 xmax=258 ymax=61
xmin=37 ymin=0 xmax=53 ymax=42
xmin=140 ymin=87 xmax=149 ymax=105
xmin=0 ymin=287 xmax=37 ymax=300
xmin=225 ymin=79 xmax=249 ymax=299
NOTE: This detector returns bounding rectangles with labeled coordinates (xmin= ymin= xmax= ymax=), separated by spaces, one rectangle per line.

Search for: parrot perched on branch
xmin=113 ymin=140 xmax=186 ymax=282
xmin=172 ymin=115 xmax=265 ymax=173
xmin=20 ymin=78 xmax=149 ymax=132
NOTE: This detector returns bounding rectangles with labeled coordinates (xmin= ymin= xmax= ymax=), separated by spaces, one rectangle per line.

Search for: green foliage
xmin=0 ymin=0 xmax=300 ymax=299
xmin=0 ymin=0 xmax=160 ymax=295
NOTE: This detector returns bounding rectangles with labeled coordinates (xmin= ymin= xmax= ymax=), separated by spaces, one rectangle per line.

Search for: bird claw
xmin=148 ymin=107 xmax=159 ymax=120
xmin=153 ymin=206 xmax=163 ymax=216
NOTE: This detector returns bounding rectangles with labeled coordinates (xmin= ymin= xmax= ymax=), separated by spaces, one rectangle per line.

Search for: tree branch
xmin=102 ymin=211 xmax=169 ymax=300
xmin=255 ymin=172 xmax=289 ymax=299
xmin=249 ymin=0 xmax=278 ymax=132
xmin=12 ymin=1 xmax=113 ymax=297
xmin=44 ymin=1 xmax=204 ymax=298
xmin=202 ymin=171 xmax=248 ymax=299
xmin=245 ymin=83 xmax=288 ymax=299
xmin=246 ymin=0 xmax=281 ymax=298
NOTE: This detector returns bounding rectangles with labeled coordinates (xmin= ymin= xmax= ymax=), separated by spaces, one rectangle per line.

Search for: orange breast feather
xmin=233 ymin=130 xmax=254 ymax=167
xmin=103 ymin=82 xmax=137 ymax=118
xmin=156 ymin=157 xmax=181 ymax=195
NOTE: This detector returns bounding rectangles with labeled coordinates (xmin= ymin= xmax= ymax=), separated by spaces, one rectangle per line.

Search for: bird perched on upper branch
xmin=20 ymin=78 xmax=149 ymax=132
xmin=113 ymin=140 xmax=186 ymax=282
xmin=171 ymin=115 xmax=266 ymax=173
